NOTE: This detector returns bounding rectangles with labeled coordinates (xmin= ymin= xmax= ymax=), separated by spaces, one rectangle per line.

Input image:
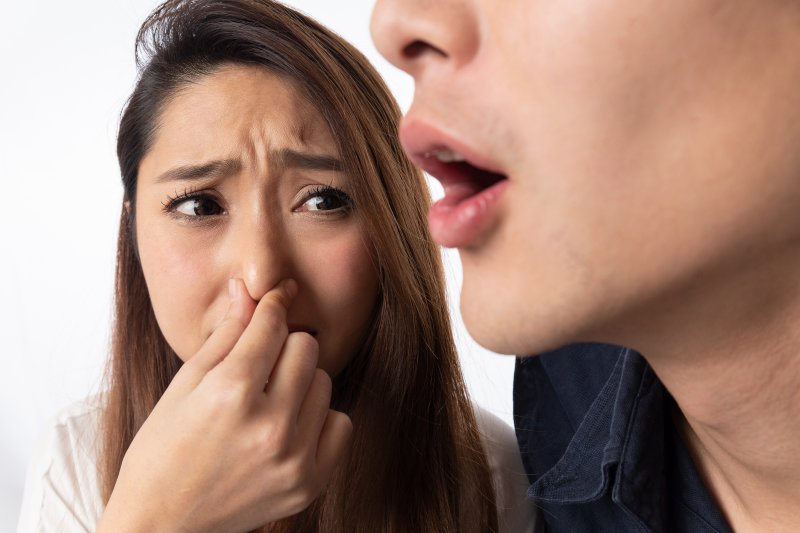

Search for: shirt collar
xmin=528 ymin=348 xmax=669 ymax=526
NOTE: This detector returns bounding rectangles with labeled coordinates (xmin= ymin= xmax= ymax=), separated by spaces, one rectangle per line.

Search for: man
xmin=371 ymin=1 xmax=800 ymax=531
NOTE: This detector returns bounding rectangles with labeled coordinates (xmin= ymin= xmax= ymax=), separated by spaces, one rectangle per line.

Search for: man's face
xmin=371 ymin=0 xmax=800 ymax=355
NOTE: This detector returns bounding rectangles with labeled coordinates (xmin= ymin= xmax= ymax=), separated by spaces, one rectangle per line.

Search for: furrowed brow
xmin=275 ymin=149 xmax=343 ymax=172
xmin=155 ymin=159 xmax=241 ymax=184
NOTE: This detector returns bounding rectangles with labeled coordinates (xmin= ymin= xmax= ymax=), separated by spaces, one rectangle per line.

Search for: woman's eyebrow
xmin=154 ymin=150 xmax=342 ymax=185
xmin=274 ymin=148 xmax=343 ymax=172
xmin=155 ymin=158 xmax=241 ymax=184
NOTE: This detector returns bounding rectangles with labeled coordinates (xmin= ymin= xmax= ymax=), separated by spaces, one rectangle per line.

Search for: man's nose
xmin=370 ymin=0 xmax=480 ymax=79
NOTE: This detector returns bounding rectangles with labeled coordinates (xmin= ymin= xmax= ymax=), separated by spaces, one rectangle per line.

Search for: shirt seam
xmin=614 ymin=349 xmax=658 ymax=531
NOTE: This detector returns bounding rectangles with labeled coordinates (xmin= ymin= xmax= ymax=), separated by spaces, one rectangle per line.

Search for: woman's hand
xmin=97 ymin=278 xmax=352 ymax=533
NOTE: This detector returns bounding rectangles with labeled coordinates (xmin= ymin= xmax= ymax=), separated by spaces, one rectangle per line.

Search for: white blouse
xmin=17 ymin=396 xmax=537 ymax=532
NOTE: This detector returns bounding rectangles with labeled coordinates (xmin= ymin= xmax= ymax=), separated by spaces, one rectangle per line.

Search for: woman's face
xmin=135 ymin=64 xmax=380 ymax=376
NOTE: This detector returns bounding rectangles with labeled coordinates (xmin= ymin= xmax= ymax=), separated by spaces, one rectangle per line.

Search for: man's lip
xmin=427 ymin=178 xmax=510 ymax=248
xmin=400 ymin=119 xmax=509 ymax=248
xmin=288 ymin=324 xmax=318 ymax=337
xmin=399 ymin=119 xmax=506 ymax=178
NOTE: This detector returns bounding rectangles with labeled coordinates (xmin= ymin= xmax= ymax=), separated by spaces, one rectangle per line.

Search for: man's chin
xmin=460 ymin=308 xmax=565 ymax=356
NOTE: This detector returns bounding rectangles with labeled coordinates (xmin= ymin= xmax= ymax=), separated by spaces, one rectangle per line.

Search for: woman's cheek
xmin=311 ymin=231 xmax=376 ymax=307
xmin=297 ymin=228 xmax=378 ymax=371
xmin=138 ymin=221 xmax=221 ymax=361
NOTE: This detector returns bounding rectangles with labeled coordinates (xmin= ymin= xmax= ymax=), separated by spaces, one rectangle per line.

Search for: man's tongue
xmin=436 ymin=181 xmax=484 ymax=209
xmin=435 ymin=161 xmax=507 ymax=209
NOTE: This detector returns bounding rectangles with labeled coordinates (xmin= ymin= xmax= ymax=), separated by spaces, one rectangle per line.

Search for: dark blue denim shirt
xmin=513 ymin=344 xmax=732 ymax=533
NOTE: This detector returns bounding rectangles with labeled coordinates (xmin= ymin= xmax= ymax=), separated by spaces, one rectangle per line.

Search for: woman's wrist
xmin=98 ymin=489 xmax=181 ymax=533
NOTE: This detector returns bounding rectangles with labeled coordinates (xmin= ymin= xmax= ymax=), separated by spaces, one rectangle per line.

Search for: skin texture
xmin=372 ymin=0 xmax=800 ymax=356
xmin=99 ymin=65 xmax=378 ymax=531
xmin=372 ymin=0 xmax=800 ymax=530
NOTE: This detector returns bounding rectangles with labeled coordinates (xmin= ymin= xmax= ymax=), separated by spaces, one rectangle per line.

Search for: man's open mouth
xmin=401 ymin=123 xmax=510 ymax=248
xmin=422 ymin=148 xmax=508 ymax=209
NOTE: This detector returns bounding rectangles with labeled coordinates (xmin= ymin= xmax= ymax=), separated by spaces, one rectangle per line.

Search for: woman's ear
xmin=123 ymin=199 xmax=140 ymax=259
xmin=123 ymin=199 xmax=135 ymax=229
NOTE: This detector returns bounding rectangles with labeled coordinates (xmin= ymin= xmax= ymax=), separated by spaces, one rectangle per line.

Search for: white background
xmin=0 ymin=1 xmax=515 ymax=529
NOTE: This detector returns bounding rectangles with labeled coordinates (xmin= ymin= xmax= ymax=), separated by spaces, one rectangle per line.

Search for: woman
xmin=18 ymin=1 xmax=534 ymax=531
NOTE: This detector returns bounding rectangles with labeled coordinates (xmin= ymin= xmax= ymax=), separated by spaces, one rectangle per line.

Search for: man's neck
xmin=617 ymin=246 xmax=800 ymax=531
xmin=667 ymin=341 xmax=800 ymax=532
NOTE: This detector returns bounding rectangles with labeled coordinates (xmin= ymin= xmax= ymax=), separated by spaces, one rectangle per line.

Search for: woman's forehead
xmin=140 ymin=65 xmax=343 ymax=187
xmin=154 ymin=64 xmax=336 ymax=154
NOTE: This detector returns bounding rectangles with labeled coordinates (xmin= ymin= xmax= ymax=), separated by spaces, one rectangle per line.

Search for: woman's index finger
xmin=215 ymin=279 xmax=298 ymax=390
xmin=168 ymin=278 xmax=256 ymax=395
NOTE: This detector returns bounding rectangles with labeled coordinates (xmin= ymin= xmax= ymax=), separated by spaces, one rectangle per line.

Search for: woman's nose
xmin=231 ymin=219 xmax=289 ymax=303
xmin=370 ymin=0 xmax=480 ymax=79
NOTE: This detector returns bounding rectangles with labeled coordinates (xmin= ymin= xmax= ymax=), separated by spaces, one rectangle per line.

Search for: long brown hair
xmin=103 ymin=1 xmax=497 ymax=531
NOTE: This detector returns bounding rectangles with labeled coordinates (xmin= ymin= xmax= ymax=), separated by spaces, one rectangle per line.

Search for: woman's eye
xmin=173 ymin=195 xmax=223 ymax=217
xmin=299 ymin=189 xmax=352 ymax=212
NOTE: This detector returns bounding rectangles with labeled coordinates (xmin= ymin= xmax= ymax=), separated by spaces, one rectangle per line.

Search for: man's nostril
xmin=403 ymin=40 xmax=448 ymax=60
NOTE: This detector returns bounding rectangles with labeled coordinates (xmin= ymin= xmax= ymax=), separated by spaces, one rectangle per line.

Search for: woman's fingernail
xmin=228 ymin=278 xmax=238 ymax=301
xmin=283 ymin=278 xmax=298 ymax=298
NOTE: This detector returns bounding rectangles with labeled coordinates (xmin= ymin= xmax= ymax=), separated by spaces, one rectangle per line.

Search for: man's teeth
xmin=431 ymin=149 xmax=466 ymax=163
